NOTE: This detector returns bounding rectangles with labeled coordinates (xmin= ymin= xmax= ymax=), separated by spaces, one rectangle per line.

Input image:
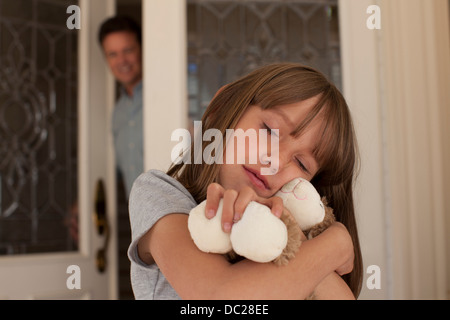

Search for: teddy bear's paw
xmin=273 ymin=210 xmax=303 ymax=266
xmin=188 ymin=199 xmax=233 ymax=254
xmin=230 ymin=201 xmax=288 ymax=263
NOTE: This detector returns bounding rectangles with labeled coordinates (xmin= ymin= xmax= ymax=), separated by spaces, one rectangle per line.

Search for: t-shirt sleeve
xmin=127 ymin=169 xmax=197 ymax=267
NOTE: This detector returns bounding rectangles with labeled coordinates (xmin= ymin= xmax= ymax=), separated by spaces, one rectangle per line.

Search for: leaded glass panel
xmin=0 ymin=0 xmax=78 ymax=255
xmin=187 ymin=0 xmax=341 ymax=121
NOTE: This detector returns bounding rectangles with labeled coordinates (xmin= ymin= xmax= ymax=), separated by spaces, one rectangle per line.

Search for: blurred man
xmin=98 ymin=15 xmax=143 ymax=198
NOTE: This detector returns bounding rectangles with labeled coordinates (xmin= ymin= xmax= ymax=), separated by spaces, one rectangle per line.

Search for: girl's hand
xmin=204 ymin=183 xmax=284 ymax=233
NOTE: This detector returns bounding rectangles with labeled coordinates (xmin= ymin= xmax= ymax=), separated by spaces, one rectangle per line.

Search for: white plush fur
xmin=188 ymin=177 xmax=332 ymax=266
xmin=188 ymin=200 xmax=287 ymax=261
xmin=230 ymin=201 xmax=287 ymax=263
xmin=188 ymin=178 xmax=335 ymax=300
xmin=275 ymin=178 xmax=325 ymax=231
xmin=188 ymin=200 xmax=232 ymax=254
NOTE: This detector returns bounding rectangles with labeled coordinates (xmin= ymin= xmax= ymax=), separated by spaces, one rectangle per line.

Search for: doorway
xmin=114 ymin=0 xmax=141 ymax=301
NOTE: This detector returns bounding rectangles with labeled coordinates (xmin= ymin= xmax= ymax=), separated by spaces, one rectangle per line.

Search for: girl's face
xmin=218 ymin=95 xmax=323 ymax=198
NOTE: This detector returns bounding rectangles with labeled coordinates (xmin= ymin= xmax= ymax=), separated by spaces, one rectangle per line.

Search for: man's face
xmin=102 ymin=31 xmax=142 ymax=94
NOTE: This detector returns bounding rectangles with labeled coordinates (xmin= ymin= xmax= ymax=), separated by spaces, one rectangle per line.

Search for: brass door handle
xmin=94 ymin=179 xmax=110 ymax=273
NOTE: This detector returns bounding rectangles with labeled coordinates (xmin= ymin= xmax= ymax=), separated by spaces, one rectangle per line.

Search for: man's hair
xmin=98 ymin=15 xmax=142 ymax=45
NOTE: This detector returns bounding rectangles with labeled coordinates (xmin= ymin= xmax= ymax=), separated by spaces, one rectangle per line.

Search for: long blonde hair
xmin=167 ymin=63 xmax=363 ymax=297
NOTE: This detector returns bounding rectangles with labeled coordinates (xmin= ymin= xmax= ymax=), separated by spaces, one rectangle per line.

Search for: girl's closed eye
xmin=263 ymin=122 xmax=309 ymax=173
xmin=295 ymin=157 xmax=310 ymax=174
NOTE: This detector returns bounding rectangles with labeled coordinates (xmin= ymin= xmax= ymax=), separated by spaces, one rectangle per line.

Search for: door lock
xmin=94 ymin=179 xmax=110 ymax=273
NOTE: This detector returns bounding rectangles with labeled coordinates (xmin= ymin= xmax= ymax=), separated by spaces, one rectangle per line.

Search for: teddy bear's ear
xmin=320 ymin=196 xmax=329 ymax=207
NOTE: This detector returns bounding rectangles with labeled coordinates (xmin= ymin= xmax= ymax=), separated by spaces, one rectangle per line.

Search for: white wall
xmin=340 ymin=0 xmax=449 ymax=299
xmin=380 ymin=0 xmax=449 ymax=299
xmin=339 ymin=0 xmax=390 ymax=299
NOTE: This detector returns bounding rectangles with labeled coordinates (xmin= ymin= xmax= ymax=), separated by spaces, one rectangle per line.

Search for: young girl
xmin=128 ymin=63 xmax=363 ymax=299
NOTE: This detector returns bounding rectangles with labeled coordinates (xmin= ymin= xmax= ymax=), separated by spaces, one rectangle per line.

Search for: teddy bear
xmin=188 ymin=177 xmax=336 ymax=266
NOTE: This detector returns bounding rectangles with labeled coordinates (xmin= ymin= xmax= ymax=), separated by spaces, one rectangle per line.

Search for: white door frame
xmin=78 ymin=0 xmax=118 ymax=299
xmin=142 ymin=0 xmax=188 ymax=172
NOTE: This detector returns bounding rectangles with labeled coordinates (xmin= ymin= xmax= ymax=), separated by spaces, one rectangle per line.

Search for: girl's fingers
xmin=232 ymin=186 xmax=258 ymax=222
xmin=205 ymin=183 xmax=224 ymax=219
xmin=268 ymin=196 xmax=284 ymax=218
xmin=233 ymin=187 xmax=284 ymax=223
xmin=205 ymin=183 xmax=284 ymax=234
xmin=221 ymin=189 xmax=238 ymax=233
xmin=253 ymin=195 xmax=284 ymax=218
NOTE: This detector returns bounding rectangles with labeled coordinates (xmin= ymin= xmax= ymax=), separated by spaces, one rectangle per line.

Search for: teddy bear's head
xmin=275 ymin=177 xmax=325 ymax=231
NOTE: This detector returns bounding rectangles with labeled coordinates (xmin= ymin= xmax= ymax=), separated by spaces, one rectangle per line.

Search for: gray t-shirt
xmin=127 ymin=169 xmax=197 ymax=299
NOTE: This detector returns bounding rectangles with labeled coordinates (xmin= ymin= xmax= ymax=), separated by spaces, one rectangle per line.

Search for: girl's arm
xmin=313 ymin=272 xmax=355 ymax=299
xmin=138 ymin=212 xmax=353 ymax=300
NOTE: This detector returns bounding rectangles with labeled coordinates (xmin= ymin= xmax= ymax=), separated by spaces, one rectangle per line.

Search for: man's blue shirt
xmin=112 ymin=81 xmax=143 ymax=198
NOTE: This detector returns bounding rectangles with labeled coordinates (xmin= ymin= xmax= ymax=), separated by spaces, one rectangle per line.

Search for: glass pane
xmin=0 ymin=0 xmax=79 ymax=255
xmin=187 ymin=0 xmax=341 ymax=121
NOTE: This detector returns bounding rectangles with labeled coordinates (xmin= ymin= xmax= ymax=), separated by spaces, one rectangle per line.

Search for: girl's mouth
xmin=243 ymin=166 xmax=269 ymax=191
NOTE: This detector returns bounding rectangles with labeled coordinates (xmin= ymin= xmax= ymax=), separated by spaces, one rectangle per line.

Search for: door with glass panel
xmin=187 ymin=0 xmax=341 ymax=121
xmin=0 ymin=0 xmax=116 ymax=299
